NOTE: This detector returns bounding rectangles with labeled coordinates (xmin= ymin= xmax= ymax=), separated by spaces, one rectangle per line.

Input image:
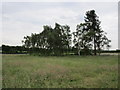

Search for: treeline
xmin=2 ymin=45 xmax=28 ymax=54
xmin=1 ymin=44 xmax=119 ymax=54
xmin=22 ymin=10 xmax=111 ymax=56
xmin=1 ymin=44 xmax=74 ymax=55
xmin=22 ymin=23 xmax=72 ymax=55
xmin=101 ymin=50 xmax=120 ymax=53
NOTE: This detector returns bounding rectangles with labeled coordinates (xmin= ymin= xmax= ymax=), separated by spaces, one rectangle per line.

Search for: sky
xmin=118 ymin=2 xmax=120 ymax=49
xmin=1 ymin=1 xmax=119 ymax=50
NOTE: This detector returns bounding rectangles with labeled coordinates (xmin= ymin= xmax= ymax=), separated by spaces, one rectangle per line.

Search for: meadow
xmin=2 ymin=54 xmax=118 ymax=88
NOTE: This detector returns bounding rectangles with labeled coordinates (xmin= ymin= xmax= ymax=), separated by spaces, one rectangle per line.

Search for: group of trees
xmin=22 ymin=10 xmax=111 ymax=56
xmin=22 ymin=23 xmax=72 ymax=55
xmin=2 ymin=45 xmax=28 ymax=54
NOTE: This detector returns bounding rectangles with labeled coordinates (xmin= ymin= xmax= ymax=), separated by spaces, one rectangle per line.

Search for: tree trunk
xmin=94 ymin=44 xmax=97 ymax=55
xmin=94 ymin=35 xmax=97 ymax=55
xmin=78 ymin=49 xmax=80 ymax=56
xmin=78 ymin=38 xmax=81 ymax=56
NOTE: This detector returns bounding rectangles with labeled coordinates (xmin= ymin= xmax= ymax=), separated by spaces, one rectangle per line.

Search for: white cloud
xmin=2 ymin=20 xmax=42 ymax=45
xmin=100 ymin=12 xmax=118 ymax=49
xmin=2 ymin=2 xmax=118 ymax=50
xmin=2 ymin=7 xmax=80 ymax=45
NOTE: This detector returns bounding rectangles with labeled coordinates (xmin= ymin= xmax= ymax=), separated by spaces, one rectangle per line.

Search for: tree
xmin=22 ymin=36 xmax=31 ymax=48
xmin=22 ymin=23 xmax=72 ymax=56
xmin=73 ymin=23 xmax=93 ymax=55
xmin=62 ymin=25 xmax=72 ymax=55
xmin=52 ymin=23 xmax=71 ymax=55
xmin=84 ymin=10 xmax=111 ymax=55
xmin=73 ymin=10 xmax=111 ymax=55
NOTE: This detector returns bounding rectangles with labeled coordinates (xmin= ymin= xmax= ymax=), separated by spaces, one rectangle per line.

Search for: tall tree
xmin=73 ymin=10 xmax=111 ymax=55
xmin=53 ymin=23 xmax=71 ymax=55
xmin=62 ymin=25 xmax=72 ymax=54
xmin=84 ymin=10 xmax=111 ymax=55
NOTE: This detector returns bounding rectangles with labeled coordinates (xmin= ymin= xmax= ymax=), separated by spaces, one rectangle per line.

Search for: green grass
xmin=2 ymin=54 xmax=118 ymax=88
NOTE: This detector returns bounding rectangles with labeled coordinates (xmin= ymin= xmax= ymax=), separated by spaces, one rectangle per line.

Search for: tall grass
xmin=2 ymin=54 xmax=118 ymax=88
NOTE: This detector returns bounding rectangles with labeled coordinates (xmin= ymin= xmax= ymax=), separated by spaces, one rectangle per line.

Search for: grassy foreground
xmin=2 ymin=54 xmax=118 ymax=88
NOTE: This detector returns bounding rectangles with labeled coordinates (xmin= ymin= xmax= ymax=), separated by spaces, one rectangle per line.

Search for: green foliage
xmin=84 ymin=10 xmax=111 ymax=55
xmin=22 ymin=10 xmax=111 ymax=56
xmin=73 ymin=10 xmax=111 ymax=55
xmin=22 ymin=23 xmax=72 ymax=56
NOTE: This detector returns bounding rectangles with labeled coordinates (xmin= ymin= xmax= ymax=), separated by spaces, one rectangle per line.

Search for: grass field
xmin=2 ymin=54 xmax=118 ymax=88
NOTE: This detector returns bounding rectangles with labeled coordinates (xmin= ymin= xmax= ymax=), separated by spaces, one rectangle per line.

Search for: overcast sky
xmin=1 ymin=2 xmax=118 ymax=50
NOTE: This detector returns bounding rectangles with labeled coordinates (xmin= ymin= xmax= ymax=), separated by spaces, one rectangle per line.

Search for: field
xmin=2 ymin=54 xmax=118 ymax=88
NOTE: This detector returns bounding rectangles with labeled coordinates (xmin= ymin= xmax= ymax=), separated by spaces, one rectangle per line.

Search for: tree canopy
xmin=22 ymin=23 xmax=72 ymax=55
xmin=22 ymin=10 xmax=111 ymax=56
xmin=73 ymin=10 xmax=111 ymax=55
